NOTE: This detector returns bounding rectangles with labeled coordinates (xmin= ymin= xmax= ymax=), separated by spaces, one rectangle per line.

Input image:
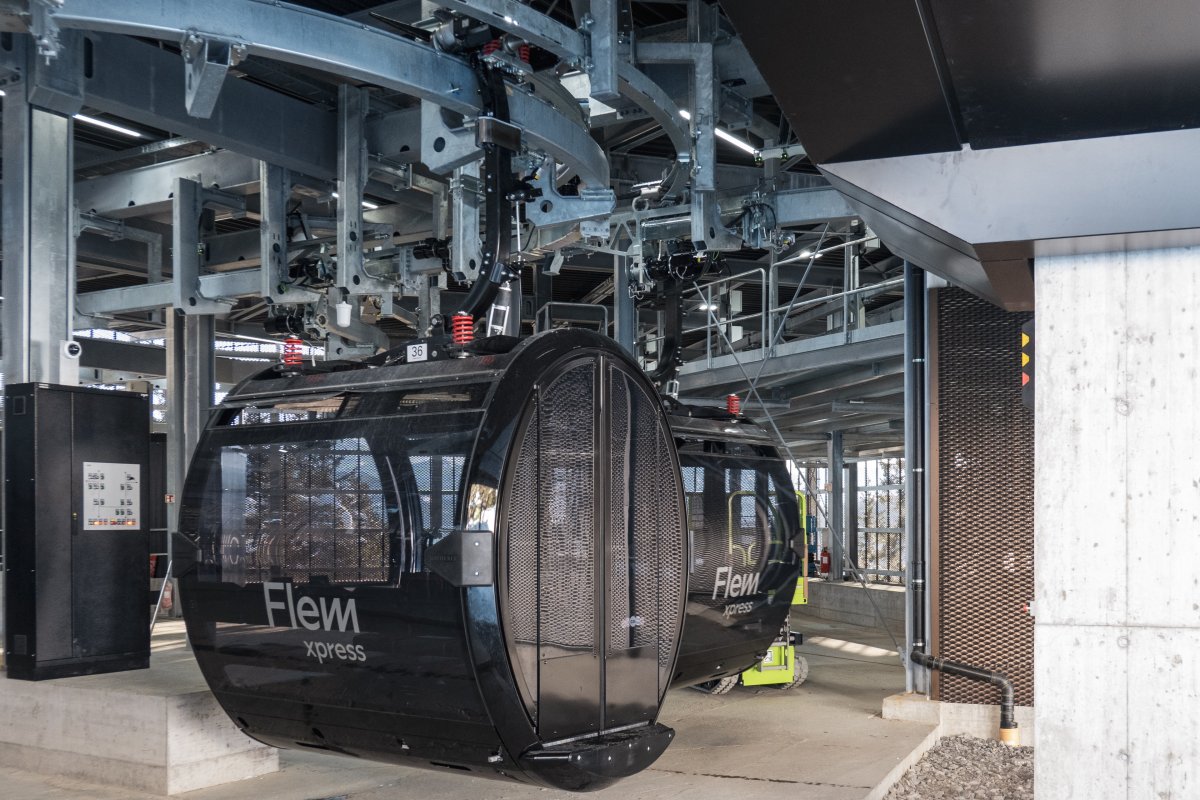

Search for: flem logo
xmin=712 ymin=566 xmax=761 ymax=600
xmin=263 ymin=581 xmax=360 ymax=633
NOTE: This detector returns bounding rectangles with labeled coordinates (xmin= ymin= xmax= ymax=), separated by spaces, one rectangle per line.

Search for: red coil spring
xmin=451 ymin=312 xmax=475 ymax=345
xmin=518 ymin=44 xmax=531 ymax=63
xmin=282 ymin=337 xmax=304 ymax=366
xmin=726 ymin=393 xmax=741 ymax=417
xmin=482 ymin=39 xmax=501 ymax=56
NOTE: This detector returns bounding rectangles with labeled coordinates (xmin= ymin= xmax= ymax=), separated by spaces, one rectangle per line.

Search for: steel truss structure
xmin=0 ymin=2 xmax=909 ymax=537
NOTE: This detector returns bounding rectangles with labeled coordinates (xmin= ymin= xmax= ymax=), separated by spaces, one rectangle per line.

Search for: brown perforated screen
xmin=933 ymin=288 xmax=1035 ymax=707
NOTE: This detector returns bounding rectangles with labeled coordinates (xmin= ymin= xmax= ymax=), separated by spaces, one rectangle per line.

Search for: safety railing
xmin=682 ymin=267 xmax=768 ymax=365
xmin=683 ymin=267 xmax=904 ymax=369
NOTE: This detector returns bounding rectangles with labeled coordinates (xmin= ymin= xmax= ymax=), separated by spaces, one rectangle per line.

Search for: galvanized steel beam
xmin=2 ymin=79 xmax=78 ymax=385
xmin=81 ymin=33 xmax=337 ymax=179
xmin=75 ymin=149 xmax=260 ymax=217
xmin=41 ymin=0 xmax=609 ymax=185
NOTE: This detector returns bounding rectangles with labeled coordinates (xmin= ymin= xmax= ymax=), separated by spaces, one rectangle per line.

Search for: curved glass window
xmin=678 ymin=442 xmax=800 ymax=590
xmin=182 ymin=390 xmax=487 ymax=586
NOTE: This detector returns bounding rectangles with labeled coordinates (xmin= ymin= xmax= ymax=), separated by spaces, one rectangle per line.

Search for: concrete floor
xmin=1 ymin=611 xmax=932 ymax=800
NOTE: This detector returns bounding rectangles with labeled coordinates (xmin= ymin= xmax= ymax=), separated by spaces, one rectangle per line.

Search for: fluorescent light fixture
xmin=331 ymin=191 xmax=380 ymax=210
xmin=799 ymin=250 xmax=812 ymax=259
xmin=714 ymin=126 xmax=759 ymax=155
xmin=73 ymin=113 xmax=144 ymax=138
xmin=678 ymin=109 xmax=758 ymax=155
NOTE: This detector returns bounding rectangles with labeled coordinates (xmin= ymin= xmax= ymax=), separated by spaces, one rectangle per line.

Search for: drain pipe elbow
xmin=910 ymin=650 xmax=1020 ymax=746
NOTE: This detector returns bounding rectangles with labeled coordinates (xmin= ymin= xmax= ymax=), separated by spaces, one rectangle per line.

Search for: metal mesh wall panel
xmin=537 ymin=363 xmax=597 ymax=650
xmin=934 ymin=288 xmax=1035 ymax=706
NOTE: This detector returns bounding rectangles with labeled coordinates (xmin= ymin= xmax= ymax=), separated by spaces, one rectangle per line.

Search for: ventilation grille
xmin=935 ymin=288 xmax=1035 ymax=707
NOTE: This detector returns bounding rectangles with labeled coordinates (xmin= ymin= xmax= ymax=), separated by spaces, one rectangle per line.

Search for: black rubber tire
xmin=693 ymin=675 xmax=739 ymax=695
xmin=781 ymin=654 xmax=809 ymax=689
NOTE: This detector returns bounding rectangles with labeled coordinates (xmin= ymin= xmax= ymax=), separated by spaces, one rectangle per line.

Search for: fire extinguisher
xmin=819 ymin=547 xmax=831 ymax=575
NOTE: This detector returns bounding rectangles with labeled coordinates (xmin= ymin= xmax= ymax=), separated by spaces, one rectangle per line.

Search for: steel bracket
xmin=181 ymin=33 xmax=245 ymax=119
xmin=425 ymin=529 xmax=494 ymax=587
xmin=524 ymin=159 xmax=615 ymax=230
xmin=27 ymin=26 xmax=82 ymax=114
xmin=260 ymin=161 xmax=320 ymax=305
xmin=450 ymin=162 xmax=484 ymax=283
xmin=421 ymin=98 xmax=482 ymax=176
xmin=172 ymin=177 xmax=238 ymax=315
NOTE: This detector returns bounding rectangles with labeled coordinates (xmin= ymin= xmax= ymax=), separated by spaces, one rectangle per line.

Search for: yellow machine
xmin=705 ymin=495 xmax=810 ymax=694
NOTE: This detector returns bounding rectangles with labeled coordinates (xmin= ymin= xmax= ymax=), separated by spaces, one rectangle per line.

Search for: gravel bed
xmin=885 ymin=735 xmax=1034 ymax=800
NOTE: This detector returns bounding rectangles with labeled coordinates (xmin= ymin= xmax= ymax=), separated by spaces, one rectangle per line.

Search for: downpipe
xmin=904 ymin=261 xmax=1019 ymax=747
xmin=909 ymin=650 xmax=1020 ymax=746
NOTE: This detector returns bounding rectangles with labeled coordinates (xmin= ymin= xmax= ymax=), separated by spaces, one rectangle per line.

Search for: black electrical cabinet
xmin=5 ymin=384 xmax=151 ymax=680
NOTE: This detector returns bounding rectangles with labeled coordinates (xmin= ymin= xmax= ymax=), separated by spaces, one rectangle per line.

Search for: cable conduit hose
xmin=451 ymin=62 xmax=515 ymax=330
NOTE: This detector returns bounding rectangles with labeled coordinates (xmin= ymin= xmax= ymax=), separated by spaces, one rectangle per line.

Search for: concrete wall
xmin=804 ymin=579 xmax=906 ymax=631
xmin=1035 ymin=246 xmax=1199 ymax=799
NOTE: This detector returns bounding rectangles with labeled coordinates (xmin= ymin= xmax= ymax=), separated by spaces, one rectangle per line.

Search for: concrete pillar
xmin=1035 ymin=246 xmax=1200 ymax=799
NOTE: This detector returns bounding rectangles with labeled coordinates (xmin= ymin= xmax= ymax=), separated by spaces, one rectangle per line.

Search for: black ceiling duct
xmin=667 ymin=410 xmax=802 ymax=688
xmin=176 ymin=330 xmax=688 ymax=791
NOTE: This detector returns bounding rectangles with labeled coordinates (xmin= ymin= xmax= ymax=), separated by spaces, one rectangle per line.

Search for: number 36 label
xmin=407 ymin=343 xmax=428 ymax=362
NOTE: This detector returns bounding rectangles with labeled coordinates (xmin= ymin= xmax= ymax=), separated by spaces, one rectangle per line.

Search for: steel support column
xmin=828 ymin=429 xmax=845 ymax=582
xmin=846 ymin=459 xmax=859 ymax=576
xmin=2 ymin=82 xmax=77 ymax=385
xmin=613 ymin=253 xmax=635 ymax=354
xmin=336 ymin=85 xmax=390 ymax=298
xmin=589 ymin=0 xmax=619 ymax=103
xmin=165 ymin=313 xmax=215 ymax=571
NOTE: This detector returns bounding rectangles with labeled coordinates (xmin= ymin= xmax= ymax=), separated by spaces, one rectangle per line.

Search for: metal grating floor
xmin=934 ymin=288 xmax=1035 ymax=707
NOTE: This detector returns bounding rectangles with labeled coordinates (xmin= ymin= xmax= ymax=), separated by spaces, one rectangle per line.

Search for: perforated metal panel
xmin=503 ymin=353 xmax=686 ymax=728
xmin=508 ymin=401 xmax=540 ymax=646
xmin=649 ymin=423 xmax=684 ymax=676
xmin=608 ymin=369 xmax=686 ymax=684
xmin=537 ymin=362 xmax=597 ymax=651
xmin=934 ymin=288 xmax=1035 ymax=706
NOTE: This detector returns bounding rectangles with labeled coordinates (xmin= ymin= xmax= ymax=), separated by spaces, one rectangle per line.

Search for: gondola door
xmin=503 ymin=355 xmax=683 ymax=742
